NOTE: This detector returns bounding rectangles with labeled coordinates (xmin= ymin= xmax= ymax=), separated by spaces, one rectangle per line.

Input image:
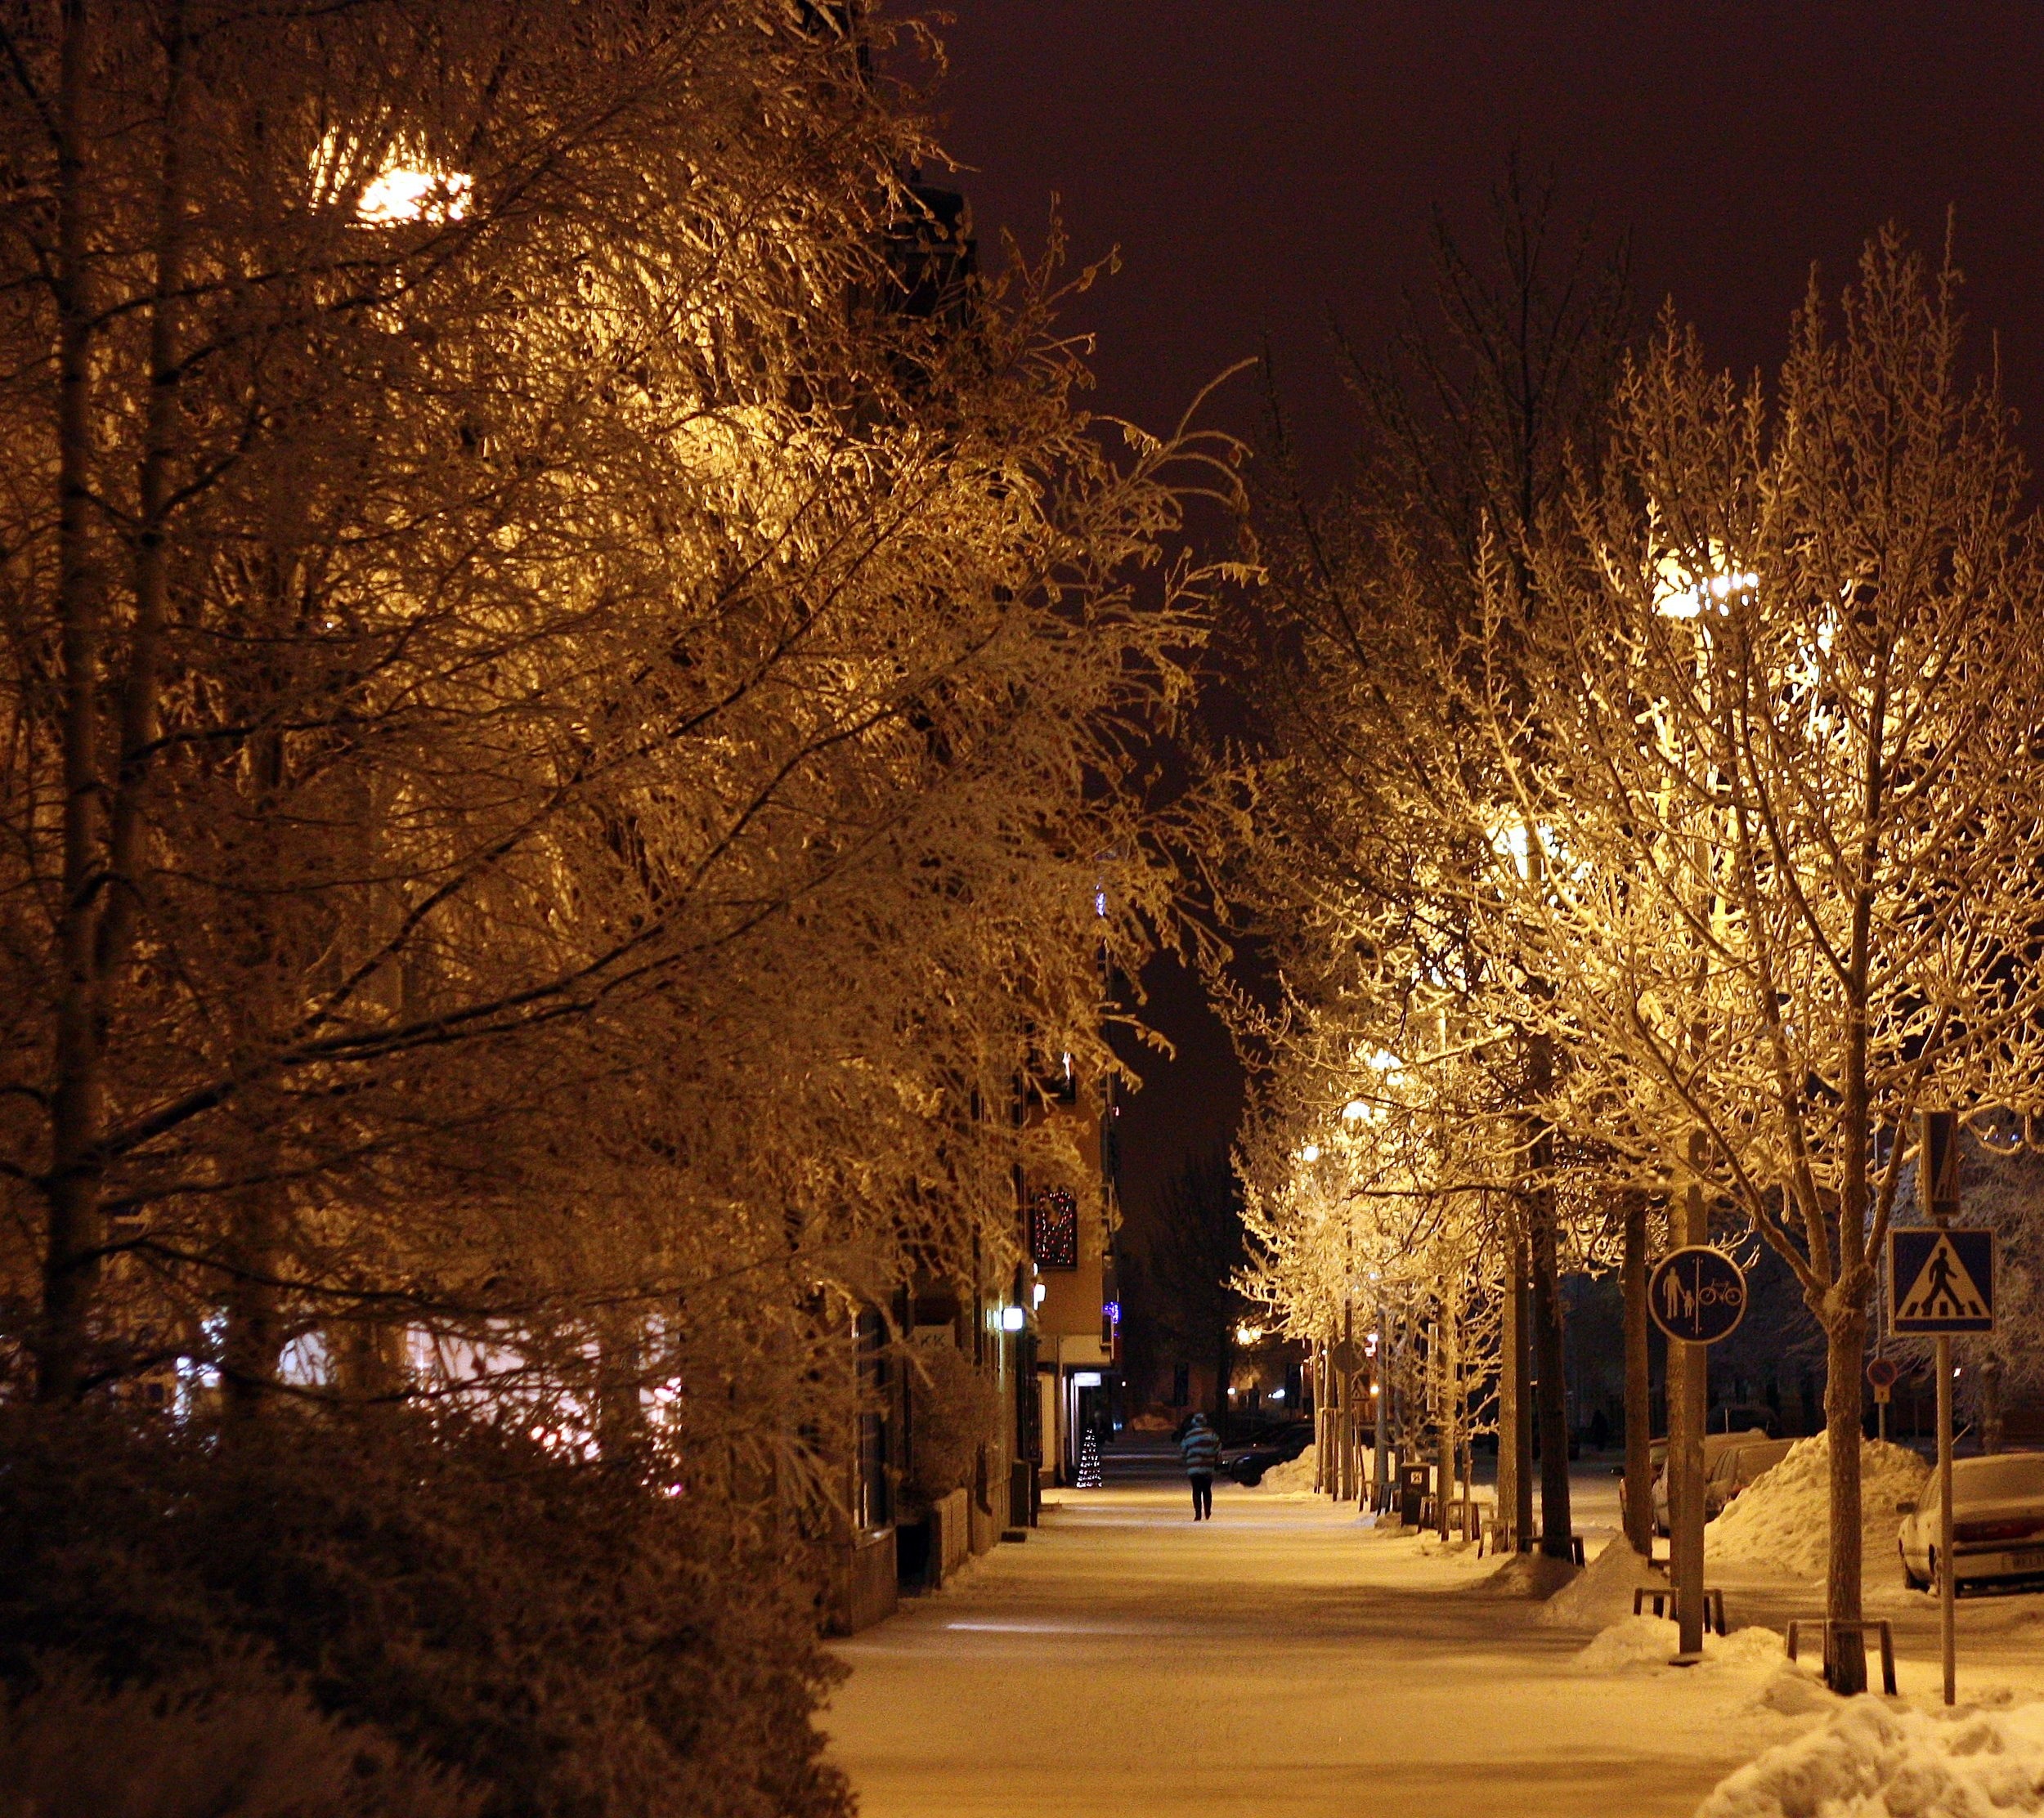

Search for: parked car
xmin=1223 ymin=1422 xmax=1314 ymax=1486
xmin=1650 ymin=1429 xmax=1772 ymax=1535
xmin=1705 ymin=1435 xmax=1793 ymax=1515
xmin=1898 ymin=1452 xmax=2044 ymax=1594
xmin=1707 ymin=1402 xmax=1782 ymax=1438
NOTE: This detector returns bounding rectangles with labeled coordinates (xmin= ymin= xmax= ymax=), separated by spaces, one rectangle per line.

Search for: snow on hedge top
xmin=1705 ymin=1432 xmax=1928 ymax=1578
xmin=1695 ymin=1696 xmax=2044 ymax=1816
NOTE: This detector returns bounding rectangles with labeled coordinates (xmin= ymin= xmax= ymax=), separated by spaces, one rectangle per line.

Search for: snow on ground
xmin=1707 ymin=1433 xmax=1929 ymax=1583
xmin=1695 ymin=1695 xmax=2044 ymax=1816
xmin=829 ymin=1451 xmax=1817 ymax=1816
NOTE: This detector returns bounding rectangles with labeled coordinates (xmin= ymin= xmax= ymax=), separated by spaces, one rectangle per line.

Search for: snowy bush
xmin=0 ymin=1409 xmax=851 ymax=1818
xmin=0 ymin=1659 xmax=477 ymax=1818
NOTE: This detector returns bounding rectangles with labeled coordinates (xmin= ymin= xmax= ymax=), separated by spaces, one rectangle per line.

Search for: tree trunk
xmin=334 ymin=1310 xmax=402 ymax=1404
xmin=1498 ymin=1226 xmax=1522 ymax=1550
xmin=598 ymin=1307 xmax=647 ymax=1457
xmin=1823 ymin=1305 xmax=1869 ymax=1694
xmin=1531 ymin=1185 xmax=1573 ymax=1557
xmin=1622 ymin=1193 xmax=1654 ymax=1555
xmin=220 ymin=1184 xmax=280 ymax=1421
xmin=42 ymin=0 xmax=105 ymax=1406
xmin=1435 ymin=1314 xmax=1455 ymax=1540
xmin=1981 ymin=1350 xmax=2005 ymax=1454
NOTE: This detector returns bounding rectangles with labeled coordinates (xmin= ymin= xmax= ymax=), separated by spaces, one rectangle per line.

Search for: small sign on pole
xmin=1647 ymin=1246 xmax=1748 ymax=1346
xmin=1921 ymin=1109 xmax=1962 ymax=1220
xmin=1888 ymin=1229 xmax=1995 ymax=1335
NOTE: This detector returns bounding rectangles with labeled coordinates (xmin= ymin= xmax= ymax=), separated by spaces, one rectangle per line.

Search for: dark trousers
xmin=1189 ymin=1471 xmax=1213 ymax=1519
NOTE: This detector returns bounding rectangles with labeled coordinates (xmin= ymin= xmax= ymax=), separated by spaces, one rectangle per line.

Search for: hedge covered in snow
xmin=0 ymin=1408 xmax=850 ymax=1818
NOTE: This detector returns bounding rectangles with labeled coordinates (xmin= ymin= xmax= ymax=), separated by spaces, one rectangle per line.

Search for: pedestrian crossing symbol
xmin=1889 ymin=1228 xmax=1995 ymax=1334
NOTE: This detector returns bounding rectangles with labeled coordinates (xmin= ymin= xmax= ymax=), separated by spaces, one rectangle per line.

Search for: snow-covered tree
xmin=0 ymin=0 xmax=1235 ymax=1524
xmin=1473 ymin=231 xmax=2044 ymax=1687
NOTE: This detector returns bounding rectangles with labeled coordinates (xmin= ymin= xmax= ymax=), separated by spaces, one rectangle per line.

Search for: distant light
xmin=359 ymin=163 xmax=470 ymax=224
xmin=1235 ymin=1323 xmax=1263 ymax=1346
xmin=1074 ymin=1371 xmax=1102 ymax=1388
xmin=1302 ymin=1143 xmax=1321 ymax=1162
xmin=1094 ymin=887 xmax=1107 ymax=918
xmin=315 ymin=133 xmax=471 ymax=227
xmin=1369 ymin=1384 xmax=1381 ymax=1398
xmin=1342 ymin=1099 xmax=1369 ymax=1122
xmin=1103 ymin=1301 xmax=1120 ymax=1323
xmin=1270 ymin=1388 xmax=1285 ymax=1402
xmin=1033 ymin=1283 xmax=1047 ymax=1308
xmin=1002 ymin=1305 xmax=1026 ymax=1332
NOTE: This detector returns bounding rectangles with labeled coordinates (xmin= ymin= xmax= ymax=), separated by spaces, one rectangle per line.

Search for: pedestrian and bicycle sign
xmin=1889 ymin=1228 xmax=1995 ymax=1334
xmin=1648 ymin=1246 xmax=1748 ymax=1345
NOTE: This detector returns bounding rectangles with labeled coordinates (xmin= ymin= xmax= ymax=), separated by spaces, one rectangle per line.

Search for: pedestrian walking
xmin=1181 ymin=1410 xmax=1221 ymax=1520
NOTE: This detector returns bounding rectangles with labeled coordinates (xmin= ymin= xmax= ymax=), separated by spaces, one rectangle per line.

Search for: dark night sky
xmin=930 ymin=2 xmax=2044 ymax=1227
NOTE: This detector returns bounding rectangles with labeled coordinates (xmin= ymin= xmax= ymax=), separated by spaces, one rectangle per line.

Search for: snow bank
xmin=1486 ymin=1550 xmax=1580 ymax=1598
xmin=1537 ymin=1535 xmax=1667 ymax=1628
xmin=1250 ymin=1444 xmax=1316 ymax=1493
xmin=1576 ymin=1614 xmax=1787 ymax=1675
xmin=1695 ymin=1697 xmax=2044 ymax=1816
xmin=1706 ymin=1432 xmax=1928 ymax=1580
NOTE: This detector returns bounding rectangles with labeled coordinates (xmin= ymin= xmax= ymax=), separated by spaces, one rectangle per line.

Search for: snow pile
xmin=1706 ymin=1432 xmax=1928 ymax=1579
xmin=1695 ymin=1697 xmax=2044 ymax=1816
xmin=1486 ymin=1551 xmax=1580 ymax=1598
xmin=1538 ymin=1535 xmax=1668 ymax=1628
xmin=1251 ymin=1444 xmax=1316 ymax=1494
xmin=1576 ymin=1614 xmax=1787 ymax=1675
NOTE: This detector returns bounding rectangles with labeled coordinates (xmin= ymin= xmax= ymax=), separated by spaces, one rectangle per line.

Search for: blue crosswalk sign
xmin=1889 ymin=1228 xmax=1995 ymax=1334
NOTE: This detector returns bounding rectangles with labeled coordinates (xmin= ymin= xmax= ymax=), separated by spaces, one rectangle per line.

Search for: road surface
xmin=826 ymin=1442 xmax=1768 ymax=1816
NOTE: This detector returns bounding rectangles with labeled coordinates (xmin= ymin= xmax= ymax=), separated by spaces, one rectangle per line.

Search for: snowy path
xmin=825 ymin=1450 xmax=1771 ymax=1816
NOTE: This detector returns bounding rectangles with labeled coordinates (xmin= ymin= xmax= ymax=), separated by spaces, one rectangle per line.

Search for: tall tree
xmin=1214 ymin=170 xmax=1630 ymax=1554
xmin=1479 ymin=231 xmax=2044 ymax=1688
xmin=0 ymin=0 xmax=1232 ymax=1518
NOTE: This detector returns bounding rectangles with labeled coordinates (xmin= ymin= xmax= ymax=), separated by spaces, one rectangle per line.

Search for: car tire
xmin=1900 ymin=1538 xmax=1927 ymax=1592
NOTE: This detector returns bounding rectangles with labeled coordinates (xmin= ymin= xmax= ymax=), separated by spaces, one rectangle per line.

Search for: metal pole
xmin=1938 ymin=1331 xmax=1955 ymax=1706
xmin=1673 ymin=1171 xmax=1708 ymax=1660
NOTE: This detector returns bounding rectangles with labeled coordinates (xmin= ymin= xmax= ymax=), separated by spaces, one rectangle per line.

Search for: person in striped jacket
xmin=1181 ymin=1410 xmax=1221 ymax=1520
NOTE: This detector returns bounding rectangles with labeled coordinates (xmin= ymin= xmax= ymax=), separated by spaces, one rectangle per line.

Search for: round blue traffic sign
xmin=1648 ymin=1246 xmax=1748 ymax=1345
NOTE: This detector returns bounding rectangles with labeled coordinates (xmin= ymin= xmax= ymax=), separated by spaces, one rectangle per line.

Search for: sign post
xmin=1892 ymin=1109 xmax=1995 ymax=1708
xmin=1647 ymin=1244 xmax=1748 ymax=1661
xmin=1867 ymin=1355 xmax=1898 ymax=1444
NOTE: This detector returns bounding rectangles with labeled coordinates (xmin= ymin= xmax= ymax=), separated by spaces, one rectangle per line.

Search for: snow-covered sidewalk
xmin=825 ymin=1468 xmax=1818 ymax=1816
